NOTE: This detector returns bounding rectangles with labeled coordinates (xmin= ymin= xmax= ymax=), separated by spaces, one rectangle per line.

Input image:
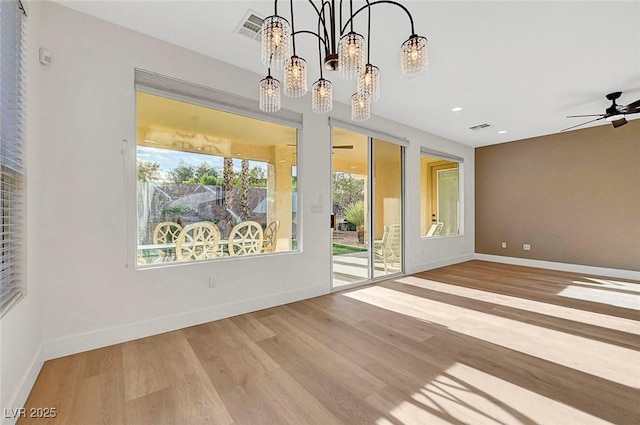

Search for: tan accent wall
xmin=475 ymin=120 xmax=640 ymax=271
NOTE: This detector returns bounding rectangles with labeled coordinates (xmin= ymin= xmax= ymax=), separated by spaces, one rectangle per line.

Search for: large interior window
xmin=136 ymin=92 xmax=298 ymax=266
xmin=420 ymin=153 xmax=460 ymax=238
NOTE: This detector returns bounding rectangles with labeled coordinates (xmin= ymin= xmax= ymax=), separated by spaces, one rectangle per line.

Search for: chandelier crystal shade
xmin=338 ymin=32 xmax=366 ymax=79
xmin=261 ymin=15 xmax=291 ymax=69
xmin=283 ymin=55 xmax=308 ymax=98
xmin=259 ymin=74 xmax=282 ymax=113
xmin=358 ymin=64 xmax=380 ymax=101
xmin=400 ymin=34 xmax=428 ymax=79
xmin=312 ymin=78 xmax=333 ymax=114
xmin=258 ymin=0 xmax=429 ymax=121
xmin=351 ymin=93 xmax=371 ymax=122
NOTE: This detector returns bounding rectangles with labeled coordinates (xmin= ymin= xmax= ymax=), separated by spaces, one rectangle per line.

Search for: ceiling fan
xmin=562 ymin=91 xmax=640 ymax=132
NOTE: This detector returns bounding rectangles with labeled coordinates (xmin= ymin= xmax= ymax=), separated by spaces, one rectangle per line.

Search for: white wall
xmin=3 ymin=0 xmax=474 ymax=414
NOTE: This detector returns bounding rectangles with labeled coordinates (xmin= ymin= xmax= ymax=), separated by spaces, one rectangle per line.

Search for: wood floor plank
xmin=125 ymin=388 xmax=176 ymax=425
xmin=245 ymin=368 xmax=343 ymax=425
xmin=18 ymin=261 xmax=640 ymax=424
xmin=230 ymin=313 xmax=276 ymax=341
xmin=256 ymin=336 xmax=382 ymax=424
xmin=257 ymin=313 xmax=386 ymax=398
xmin=152 ymin=330 xmax=233 ymax=425
xmin=121 ymin=335 xmax=172 ymax=401
xmin=70 ymin=371 xmax=126 ymax=425
xmin=182 ymin=318 xmax=280 ymax=393
xmin=18 ymin=353 xmax=89 ymax=424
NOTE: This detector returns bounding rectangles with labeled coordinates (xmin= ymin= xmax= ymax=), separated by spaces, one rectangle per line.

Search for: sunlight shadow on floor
xmin=583 ymin=278 xmax=640 ymax=291
xmin=396 ymin=276 xmax=640 ymax=335
xmin=371 ymin=363 xmax=616 ymax=425
xmin=559 ymin=285 xmax=640 ymax=310
xmin=344 ymin=285 xmax=640 ymax=388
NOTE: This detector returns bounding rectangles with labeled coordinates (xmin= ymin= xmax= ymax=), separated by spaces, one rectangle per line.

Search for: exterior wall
xmin=476 ymin=119 xmax=640 ymax=271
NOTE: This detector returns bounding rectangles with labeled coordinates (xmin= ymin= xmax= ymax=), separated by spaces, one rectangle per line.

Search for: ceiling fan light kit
xmin=563 ymin=91 xmax=640 ymax=132
xmin=258 ymin=0 xmax=428 ymax=121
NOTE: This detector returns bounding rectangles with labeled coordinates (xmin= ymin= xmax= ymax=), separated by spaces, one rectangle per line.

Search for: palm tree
xmin=223 ymin=157 xmax=234 ymax=234
xmin=240 ymin=159 xmax=250 ymax=220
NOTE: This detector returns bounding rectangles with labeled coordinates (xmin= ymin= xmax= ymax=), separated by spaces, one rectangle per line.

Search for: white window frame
xmin=420 ymin=148 xmax=464 ymax=239
xmin=133 ymin=70 xmax=303 ymax=268
xmin=0 ymin=0 xmax=27 ymax=318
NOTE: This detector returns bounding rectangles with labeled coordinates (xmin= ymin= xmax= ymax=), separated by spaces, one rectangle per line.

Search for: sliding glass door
xmin=372 ymin=138 xmax=403 ymax=278
xmin=331 ymin=128 xmax=369 ymax=287
xmin=331 ymin=128 xmax=403 ymax=289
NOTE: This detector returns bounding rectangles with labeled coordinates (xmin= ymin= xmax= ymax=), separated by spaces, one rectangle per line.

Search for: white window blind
xmin=0 ymin=0 xmax=27 ymax=318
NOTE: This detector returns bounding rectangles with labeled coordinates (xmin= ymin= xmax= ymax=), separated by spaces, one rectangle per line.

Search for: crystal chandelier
xmin=258 ymin=0 xmax=428 ymax=120
xmin=259 ymin=69 xmax=282 ymax=113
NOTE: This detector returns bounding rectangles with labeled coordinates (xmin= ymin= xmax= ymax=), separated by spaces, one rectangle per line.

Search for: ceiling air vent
xmin=469 ymin=123 xmax=492 ymax=131
xmin=236 ymin=11 xmax=264 ymax=42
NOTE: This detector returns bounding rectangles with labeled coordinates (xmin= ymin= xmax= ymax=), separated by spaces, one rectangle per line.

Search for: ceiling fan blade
xmin=560 ymin=116 xmax=606 ymax=132
xmin=623 ymin=99 xmax=640 ymax=113
xmin=566 ymin=114 xmax=606 ymax=118
xmin=332 ymin=145 xmax=354 ymax=149
xmin=611 ymin=117 xmax=628 ymax=128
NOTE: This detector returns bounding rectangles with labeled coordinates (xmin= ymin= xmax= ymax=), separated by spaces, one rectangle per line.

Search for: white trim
xmin=475 ymin=254 xmax=640 ymax=280
xmin=41 ymin=284 xmax=326 ymax=361
xmin=328 ymin=117 xmax=409 ymax=147
xmin=134 ymin=69 xmax=303 ymax=128
xmin=420 ymin=147 xmax=464 ymax=163
xmin=408 ymin=253 xmax=475 ymax=275
xmin=2 ymin=345 xmax=45 ymax=425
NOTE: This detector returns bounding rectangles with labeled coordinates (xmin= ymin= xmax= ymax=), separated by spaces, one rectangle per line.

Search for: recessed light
xmin=451 ymin=107 xmax=463 ymax=112
xmin=498 ymin=130 xmax=507 ymax=134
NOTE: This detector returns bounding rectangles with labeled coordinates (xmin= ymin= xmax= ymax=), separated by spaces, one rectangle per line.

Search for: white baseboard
xmin=2 ymin=345 xmax=46 ymax=425
xmin=42 ymin=284 xmax=327 ymax=361
xmin=475 ymin=254 xmax=640 ymax=280
xmin=408 ymin=253 xmax=475 ymax=275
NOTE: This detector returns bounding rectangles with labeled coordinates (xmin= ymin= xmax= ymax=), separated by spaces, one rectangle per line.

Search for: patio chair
xmin=175 ymin=222 xmax=221 ymax=261
xmin=262 ymin=220 xmax=280 ymax=253
xmin=228 ymin=221 xmax=264 ymax=256
xmin=152 ymin=221 xmax=182 ymax=261
xmin=426 ymin=222 xmax=444 ymax=237
xmin=374 ymin=224 xmax=401 ymax=273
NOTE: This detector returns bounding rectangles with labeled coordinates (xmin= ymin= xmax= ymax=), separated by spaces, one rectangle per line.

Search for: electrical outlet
xmin=501 ymin=242 xmax=507 ymax=249
xmin=523 ymin=244 xmax=531 ymax=251
xmin=208 ymin=276 xmax=216 ymax=288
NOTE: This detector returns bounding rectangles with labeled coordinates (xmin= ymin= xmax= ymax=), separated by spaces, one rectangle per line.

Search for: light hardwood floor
xmin=18 ymin=261 xmax=640 ymax=424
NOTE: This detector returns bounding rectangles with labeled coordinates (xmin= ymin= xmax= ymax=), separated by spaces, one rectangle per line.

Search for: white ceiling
xmin=55 ymin=1 xmax=640 ymax=147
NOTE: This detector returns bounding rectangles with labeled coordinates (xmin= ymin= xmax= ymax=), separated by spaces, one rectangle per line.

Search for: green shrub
xmin=344 ymin=201 xmax=365 ymax=228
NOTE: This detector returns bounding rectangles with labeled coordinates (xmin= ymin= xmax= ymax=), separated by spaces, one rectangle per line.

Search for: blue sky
xmin=137 ymin=146 xmax=266 ymax=173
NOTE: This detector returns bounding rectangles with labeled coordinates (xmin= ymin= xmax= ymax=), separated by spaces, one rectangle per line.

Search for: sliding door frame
xmin=330 ymin=121 xmax=407 ymax=291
